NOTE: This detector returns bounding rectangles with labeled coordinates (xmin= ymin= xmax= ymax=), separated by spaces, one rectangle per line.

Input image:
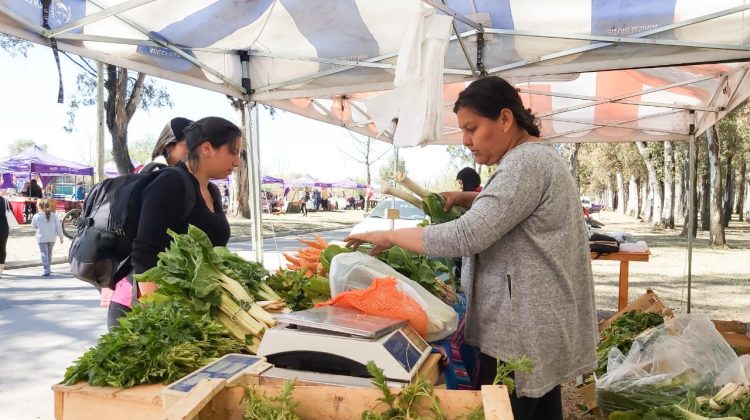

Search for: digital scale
xmin=257 ymin=306 xmax=432 ymax=383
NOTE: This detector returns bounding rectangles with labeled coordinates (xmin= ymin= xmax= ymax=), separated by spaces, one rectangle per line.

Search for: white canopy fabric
xmin=3 ymin=0 xmax=750 ymax=145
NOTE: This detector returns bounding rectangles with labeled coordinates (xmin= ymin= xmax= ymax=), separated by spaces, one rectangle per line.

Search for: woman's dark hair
xmin=456 ymin=167 xmax=481 ymax=192
xmin=453 ymin=76 xmax=541 ymax=137
xmin=184 ymin=117 xmax=242 ymax=167
xmin=152 ymin=117 xmax=193 ymax=160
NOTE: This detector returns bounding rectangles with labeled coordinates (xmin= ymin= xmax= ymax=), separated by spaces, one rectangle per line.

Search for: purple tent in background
xmin=289 ymin=174 xmax=331 ymax=188
xmin=0 ymin=146 xmax=94 ymax=177
xmin=331 ymin=178 xmax=366 ymax=189
xmin=262 ymin=175 xmax=284 ymax=185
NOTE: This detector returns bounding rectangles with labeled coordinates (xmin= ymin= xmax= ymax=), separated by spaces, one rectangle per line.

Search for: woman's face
xmin=166 ymin=140 xmax=188 ymax=166
xmin=201 ymin=137 xmax=241 ymax=178
xmin=457 ymin=107 xmax=515 ymax=165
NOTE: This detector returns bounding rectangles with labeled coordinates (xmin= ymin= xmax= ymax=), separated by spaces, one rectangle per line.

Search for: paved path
xmin=0 ymin=229 xmax=349 ymax=420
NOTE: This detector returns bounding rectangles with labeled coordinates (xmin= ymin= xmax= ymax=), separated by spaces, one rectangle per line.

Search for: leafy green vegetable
xmin=214 ymin=246 xmax=280 ymax=302
xmin=374 ymin=246 xmax=457 ymax=304
xmin=491 ymin=356 xmax=534 ymax=395
xmin=320 ymin=244 xmax=352 ymax=271
xmin=136 ymin=226 xmax=277 ymax=352
xmin=63 ymin=301 xmax=242 ymax=388
xmin=265 ymin=269 xmax=331 ymax=311
xmin=421 ymin=193 xmax=465 ymax=224
xmin=361 ymin=361 xmax=445 ymax=420
xmin=244 ymin=380 xmax=301 ymax=420
xmin=597 ymin=311 xmax=665 ymax=376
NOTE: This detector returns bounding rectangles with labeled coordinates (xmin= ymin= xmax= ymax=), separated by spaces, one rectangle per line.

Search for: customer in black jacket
xmin=107 ymin=116 xmax=242 ymax=328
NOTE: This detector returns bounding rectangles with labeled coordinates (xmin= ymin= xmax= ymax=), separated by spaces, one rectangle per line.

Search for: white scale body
xmin=257 ymin=306 xmax=431 ymax=383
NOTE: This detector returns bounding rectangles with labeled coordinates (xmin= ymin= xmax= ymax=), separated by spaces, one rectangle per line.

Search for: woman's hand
xmin=440 ymin=191 xmax=480 ymax=211
xmin=345 ymin=230 xmax=394 ymax=255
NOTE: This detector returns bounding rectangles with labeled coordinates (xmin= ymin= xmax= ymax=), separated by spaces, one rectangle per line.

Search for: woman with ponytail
xmin=31 ymin=199 xmax=63 ymax=276
xmin=346 ymin=76 xmax=596 ymax=420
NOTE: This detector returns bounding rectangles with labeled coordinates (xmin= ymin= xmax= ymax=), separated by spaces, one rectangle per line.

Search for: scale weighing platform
xmin=257 ymin=306 xmax=432 ymax=383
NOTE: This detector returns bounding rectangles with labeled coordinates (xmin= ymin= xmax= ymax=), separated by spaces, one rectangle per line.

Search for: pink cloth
xmin=110 ymin=278 xmax=139 ymax=308
xmin=99 ymin=288 xmax=113 ymax=307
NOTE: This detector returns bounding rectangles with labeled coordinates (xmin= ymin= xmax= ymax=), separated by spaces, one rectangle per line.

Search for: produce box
xmin=52 ymin=354 xmax=444 ymax=420
xmin=713 ymin=320 xmax=750 ymax=355
xmin=598 ymin=288 xmax=673 ymax=330
xmin=165 ymin=382 xmax=513 ymax=420
xmin=578 ymin=289 xmax=674 ymax=412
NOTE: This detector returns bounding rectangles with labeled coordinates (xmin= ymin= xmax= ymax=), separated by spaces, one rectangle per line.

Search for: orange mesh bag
xmin=316 ymin=276 xmax=428 ymax=337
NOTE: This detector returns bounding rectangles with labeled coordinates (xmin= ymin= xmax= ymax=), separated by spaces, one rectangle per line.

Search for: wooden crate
xmin=714 ymin=320 xmax=750 ymax=354
xmin=598 ymin=288 xmax=673 ymax=330
xmin=165 ymin=381 xmax=513 ymax=420
xmin=53 ymin=355 xmax=446 ymax=420
xmin=52 ymin=382 xmax=164 ymax=420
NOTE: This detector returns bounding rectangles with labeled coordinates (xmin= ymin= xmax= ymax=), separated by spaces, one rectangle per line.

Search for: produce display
xmin=597 ymin=315 xmax=750 ymax=420
xmin=136 ymin=226 xmax=279 ymax=352
xmin=63 ymin=301 xmax=243 ymax=388
xmin=596 ymin=311 xmax=665 ymax=377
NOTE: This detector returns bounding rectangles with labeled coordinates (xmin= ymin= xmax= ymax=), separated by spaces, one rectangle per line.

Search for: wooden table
xmin=590 ymin=250 xmax=651 ymax=310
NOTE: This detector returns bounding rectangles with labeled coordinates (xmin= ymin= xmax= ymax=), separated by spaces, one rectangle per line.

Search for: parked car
xmin=590 ymin=202 xmax=604 ymax=213
xmin=349 ymin=199 xmax=426 ymax=235
xmin=580 ymin=196 xmax=593 ymax=210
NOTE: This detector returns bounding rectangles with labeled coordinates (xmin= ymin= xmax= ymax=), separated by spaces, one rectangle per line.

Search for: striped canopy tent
xmin=3 ymin=0 xmax=748 ymax=305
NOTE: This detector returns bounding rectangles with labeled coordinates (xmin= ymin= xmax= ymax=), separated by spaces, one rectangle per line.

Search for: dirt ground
xmin=563 ymin=211 xmax=750 ymax=419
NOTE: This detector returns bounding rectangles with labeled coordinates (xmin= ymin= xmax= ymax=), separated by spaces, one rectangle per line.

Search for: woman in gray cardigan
xmin=346 ymin=76 xmax=597 ymax=420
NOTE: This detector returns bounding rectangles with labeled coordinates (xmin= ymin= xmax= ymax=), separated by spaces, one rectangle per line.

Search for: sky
xmin=0 ymin=46 xmax=455 ymax=185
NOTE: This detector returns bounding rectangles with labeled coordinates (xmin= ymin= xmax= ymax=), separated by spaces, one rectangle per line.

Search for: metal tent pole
xmin=96 ymin=61 xmax=105 ymax=182
xmin=241 ymin=52 xmax=263 ymax=263
xmin=687 ymin=110 xmax=696 ymax=313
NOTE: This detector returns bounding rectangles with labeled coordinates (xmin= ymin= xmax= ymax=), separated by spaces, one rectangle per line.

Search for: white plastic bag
xmin=328 ymin=252 xmax=458 ymax=342
xmin=597 ymin=314 xmax=743 ymax=414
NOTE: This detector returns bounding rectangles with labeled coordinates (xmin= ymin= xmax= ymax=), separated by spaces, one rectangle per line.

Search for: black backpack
xmin=68 ymin=167 xmax=195 ymax=289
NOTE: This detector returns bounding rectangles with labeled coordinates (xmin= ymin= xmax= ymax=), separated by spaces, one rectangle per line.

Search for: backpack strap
xmin=168 ymin=167 xmax=196 ymax=223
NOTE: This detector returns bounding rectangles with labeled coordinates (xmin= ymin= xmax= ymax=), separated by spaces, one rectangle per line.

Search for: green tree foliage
xmin=8 ymin=139 xmax=47 ymax=156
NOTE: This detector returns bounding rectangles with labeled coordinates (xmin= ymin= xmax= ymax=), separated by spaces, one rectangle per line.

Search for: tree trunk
xmin=706 ymin=126 xmax=726 ymax=246
xmin=675 ymin=147 xmax=686 ymax=223
xmin=616 ymin=172 xmax=625 ymax=213
xmin=105 ymin=65 xmax=143 ymax=175
xmin=229 ymin=100 xmax=251 ymax=219
xmin=567 ymin=143 xmax=580 ymax=191
xmin=626 ymin=175 xmax=639 ymax=216
xmin=641 ymin=181 xmax=652 ymax=221
xmin=735 ymin=159 xmax=747 ymax=222
xmin=661 ymin=141 xmax=675 ymax=228
xmin=723 ymin=156 xmax=734 ymax=227
xmin=680 ymin=144 xmax=698 ymax=238
xmin=700 ymin=162 xmax=711 ymax=231
xmin=636 ymin=142 xmax=663 ymax=226
xmin=744 ymin=175 xmax=750 ymax=223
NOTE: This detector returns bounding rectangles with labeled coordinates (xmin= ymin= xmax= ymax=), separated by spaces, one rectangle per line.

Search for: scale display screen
xmin=383 ymin=330 xmax=423 ymax=372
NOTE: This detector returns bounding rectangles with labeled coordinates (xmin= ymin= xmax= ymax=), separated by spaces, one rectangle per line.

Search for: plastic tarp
xmin=3 ymin=1 xmax=750 ymax=145
xmin=0 ymin=146 xmax=94 ymax=176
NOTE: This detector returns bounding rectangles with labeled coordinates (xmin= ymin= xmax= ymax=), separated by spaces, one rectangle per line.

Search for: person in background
xmin=23 ymin=179 xmax=44 ymax=223
xmin=31 ymin=199 xmax=63 ymax=276
xmin=74 ymin=182 xmax=86 ymax=200
xmin=313 ymin=189 xmax=321 ymax=211
xmin=107 ymin=116 xmax=240 ymax=329
xmin=300 ymin=188 xmax=310 ymax=216
xmin=140 ymin=117 xmax=193 ymax=173
xmin=345 ymin=76 xmax=597 ymax=420
xmin=0 ymin=194 xmax=8 ymax=277
xmin=456 ymin=167 xmax=483 ymax=192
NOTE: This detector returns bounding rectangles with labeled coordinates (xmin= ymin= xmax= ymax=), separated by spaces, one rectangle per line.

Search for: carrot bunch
xmin=283 ymin=235 xmax=329 ymax=278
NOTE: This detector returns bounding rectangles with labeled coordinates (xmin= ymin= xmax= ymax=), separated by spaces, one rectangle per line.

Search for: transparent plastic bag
xmin=328 ymin=252 xmax=458 ymax=342
xmin=596 ymin=314 xmax=741 ymax=414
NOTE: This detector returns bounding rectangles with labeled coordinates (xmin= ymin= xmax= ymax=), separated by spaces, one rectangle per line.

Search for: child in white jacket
xmin=31 ymin=199 xmax=64 ymax=276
